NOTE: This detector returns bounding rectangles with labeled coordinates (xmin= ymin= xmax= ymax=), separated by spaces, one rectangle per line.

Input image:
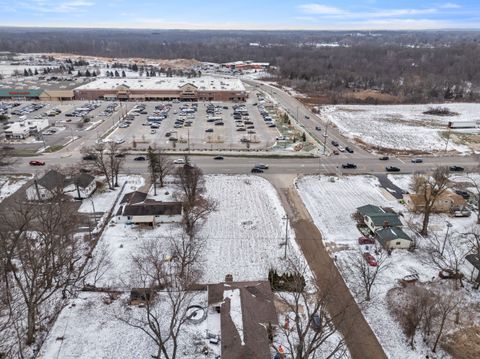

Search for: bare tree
xmin=350 ymin=251 xmax=389 ymax=301
xmin=274 ymin=258 xmax=347 ymax=359
xmin=432 ymin=293 xmax=462 ymax=353
xmin=410 ymin=167 xmax=451 ymax=235
xmin=0 ymin=146 xmax=15 ymax=167
xmin=427 ymin=232 xmax=468 ymax=289
xmin=0 ymin=198 xmax=83 ymax=345
xmin=81 ymin=142 xmax=126 ymax=190
xmin=147 ymin=146 xmax=173 ymax=195
xmin=118 ymin=239 xmax=200 ymax=359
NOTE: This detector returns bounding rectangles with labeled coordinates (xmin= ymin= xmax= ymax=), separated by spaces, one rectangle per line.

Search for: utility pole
xmin=283 ymin=215 xmax=289 ymax=259
xmin=323 ymin=120 xmax=329 ymax=155
xmin=441 ymin=221 xmax=453 ymax=256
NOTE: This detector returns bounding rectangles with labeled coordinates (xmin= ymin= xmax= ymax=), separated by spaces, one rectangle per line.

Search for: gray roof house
xmin=26 ymin=170 xmax=67 ymax=201
xmin=357 ymin=204 xmax=403 ymax=233
xmin=207 ymin=279 xmax=278 ymax=359
xmin=375 ymin=227 xmax=413 ymax=250
xmin=465 ymin=254 xmax=480 ymax=284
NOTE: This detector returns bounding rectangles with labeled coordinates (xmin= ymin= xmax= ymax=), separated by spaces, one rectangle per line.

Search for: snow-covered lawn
xmin=37 ymin=292 xmax=208 ymax=359
xmin=0 ymin=175 xmax=30 ymax=202
xmin=322 ymin=104 xmax=480 ymax=153
xmin=296 ymin=175 xmax=401 ymax=245
xmin=296 ymin=175 xmax=480 ymax=359
xmin=90 ymin=175 xmax=300 ymax=288
xmin=78 ymin=175 xmax=145 ymax=213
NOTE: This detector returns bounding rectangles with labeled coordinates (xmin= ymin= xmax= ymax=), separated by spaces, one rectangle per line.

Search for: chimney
xmin=225 ymin=274 xmax=233 ymax=283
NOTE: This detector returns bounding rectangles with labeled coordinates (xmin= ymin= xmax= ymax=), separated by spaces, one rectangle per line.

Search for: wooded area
xmin=2 ymin=29 xmax=480 ymax=102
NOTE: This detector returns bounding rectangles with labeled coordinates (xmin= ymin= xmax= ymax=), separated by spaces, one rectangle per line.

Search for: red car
xmin=358 ymin=236 xmax=375 ymax=245
xmin=363 ymin=252 xmax=378 ymax=267
xmin=29 ymin=160 xmax=45 ymax=166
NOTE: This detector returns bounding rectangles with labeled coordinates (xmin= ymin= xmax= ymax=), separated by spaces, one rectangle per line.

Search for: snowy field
xmin=0 ymin=175 xmax=30 ymax=202
xmin=297 ymin=175 xmax=480 ymax=359
xmin=91 ymin=175 xmax=300 ymax=288
xmin=37 ymin=292 xmax=209 ymax=359
xmin=321 ymin=104 xmax=480 ymax=153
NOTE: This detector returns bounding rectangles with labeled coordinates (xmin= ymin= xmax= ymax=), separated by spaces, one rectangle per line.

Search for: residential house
xmin=207 ymin=277 xmax=278 ymax=359
xmin=26 ymin=170 xmax=66 ymax=201
xmin=404 ymin=190 xmax=466 ymax=213
xmin=64 ymin=173 xmax=96 ymax=199
xmin=465 ymin=254 xmax=480 ymax=285
xmin=375 ymin=227 xmax=413 ymax=250
xmin=116 ymin=191 xmax=183 ymax=226
xmin=357 ymin=204 xmax=403 ymax=233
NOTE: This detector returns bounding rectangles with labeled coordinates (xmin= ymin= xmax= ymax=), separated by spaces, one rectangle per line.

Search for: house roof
xmin=376 ymin=227 xmax=412 ymax=246
xmin=36 ymin=170 xmax=66 ymax=191
xmin=407 ymin=191 xmax=466 ymax=208
xmin=357 ymin=205 xmax=402 ymax=227
xmin=119 ymin=191 xmax=148 ymax=205
xmin=466 ymin=254 xmax=480 ymax=270
xmin=72 ymin=173 xmax=95 ymax=189
xmin=119 ymin=202 xmax=183 ymax=217
xmin=208 ymin=281 xmax=278 ymax=359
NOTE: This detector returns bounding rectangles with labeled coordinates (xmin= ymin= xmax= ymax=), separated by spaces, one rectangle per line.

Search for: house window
xmin=127 ymin=216 xmax=132 ymax=220
xmin=396 ymin=241 xmax=401 ymax=246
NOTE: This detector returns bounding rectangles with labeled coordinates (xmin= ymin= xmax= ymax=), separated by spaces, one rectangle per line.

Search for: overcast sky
xmin=0 ymin=1 xmax=479 ymax=30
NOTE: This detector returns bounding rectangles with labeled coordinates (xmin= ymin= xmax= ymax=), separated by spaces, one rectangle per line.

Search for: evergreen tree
xmin=121 ymin=70 xmax=126 ymax=77
xmin=114 ymin=70 xmax=120 ymax=77
xmin=23 ymin=69 xmax=29 ymax=76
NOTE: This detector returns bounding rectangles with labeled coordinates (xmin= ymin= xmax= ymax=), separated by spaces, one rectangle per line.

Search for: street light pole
xmin=283 ymin=215 xmax=289 ymax=259
xmin=441 ymin=221 xmax=453 ymax=256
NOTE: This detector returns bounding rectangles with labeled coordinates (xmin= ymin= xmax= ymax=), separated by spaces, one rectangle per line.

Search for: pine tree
xmin=121 ymin=70 xmax=126 ymax=77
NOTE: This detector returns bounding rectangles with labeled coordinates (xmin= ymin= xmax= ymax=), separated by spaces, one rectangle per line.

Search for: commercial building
xmin=73 ymin=76 xmax=247 ymax=102
xmin=4 ymin=118 xmax=49 ymax=140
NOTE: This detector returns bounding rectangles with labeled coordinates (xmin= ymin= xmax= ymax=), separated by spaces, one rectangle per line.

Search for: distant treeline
xmin=1 ymin=28 xmax=480 ymax=103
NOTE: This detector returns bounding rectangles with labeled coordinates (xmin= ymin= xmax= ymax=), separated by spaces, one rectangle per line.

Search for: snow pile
xmin=322 ymin=104 xmax=479 ymax=153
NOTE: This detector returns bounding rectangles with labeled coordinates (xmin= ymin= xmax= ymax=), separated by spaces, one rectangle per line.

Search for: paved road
xmin=268 ymin=174 xmax=388 ymax=359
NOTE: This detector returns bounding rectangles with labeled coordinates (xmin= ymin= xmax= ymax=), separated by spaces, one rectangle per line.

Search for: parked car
xmin=251 ymin=167 xmax=264 ymax=173
xmin=333 ymin=150 xmax=339 ymax=155
xmin=455 ymin=189 xmax=470 ymax=199
xmin=173 ymin=159 xmax=185 ymax=165
xmin=331 ymin=140 xmax=339 ymax=147
xmin=114 ymin=153 xmax=126 ymax=158
xmin=305 ymin=115 xmax=310 ymax=119
xmin=363 ymin=252 xmax=378 ymax=267
xmin=342 ymin=163 xmax=357 ymax=169
xmin=358 ymin=236 xmax=375 ymax=245
xmin=315 ymin=126 xmax=321 ymax=131
xmin=29 ymin=160 xmax=45 ymax=166
xmin=386 ymin=166 xmax=401 ymax=172
xmin=411 ymin=158 xmax=423 ymax=163
xmin=311 ymin=313 xmax=322 ymax=331
xmin=255 ymin=164 xmax=269 ymax=170
xmin=379 ymin=156 xmax=389 ymax=160
xmin=449 ymin=165 xmax=464 ymax=172
xmin=205 ymin=128 xmax=214 ymax=133
xmin=134 ymin=156 xmax=146 ymax=161
xmin=82 ymin=155 xmax=97 ymax=161
xmin=213 ymin=156 xmax=224 ymax=160
xmin=345 ymin=146 xmax=354 ymax=153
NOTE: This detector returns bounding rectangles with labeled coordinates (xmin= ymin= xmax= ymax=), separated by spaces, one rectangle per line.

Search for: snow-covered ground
xmin=0 ymin=175 xmax=30 ymax=202
xmin=297 ymin=175 xmax=401 ymax=245
xmin=296 ymin=175 xmax=480 ymax=359
xmin=37 ymin=292 xmax=209 ymax=359
xmin=90 ymin=175 xmax=301 ymax=288
xmin=322 ymin=104 xmax=480 ymax=153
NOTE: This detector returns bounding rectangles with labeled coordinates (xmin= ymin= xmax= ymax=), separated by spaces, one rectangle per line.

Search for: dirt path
xmin=267 ymin=174 xmax=388 ymax=359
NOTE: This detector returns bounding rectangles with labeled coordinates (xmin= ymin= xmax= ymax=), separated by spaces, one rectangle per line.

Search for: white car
xmin=173 ymin=159 xmax=185 ymax=165
xmin=114 ymin=138 xmax=125 ymax=144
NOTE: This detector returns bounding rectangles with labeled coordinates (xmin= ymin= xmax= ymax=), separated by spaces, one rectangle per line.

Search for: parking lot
xmin=1 ymin=100 xmax=127 ymax=153
xmin=106 ymin=97 xmax=280 ymax=150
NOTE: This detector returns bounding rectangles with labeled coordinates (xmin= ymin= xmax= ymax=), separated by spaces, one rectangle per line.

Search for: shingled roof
xmin=116 ymin=191 xmax=182 ymax=217
xmin=72 ymin=173 xmax=95 ymax=189
xmin=37 ymin=170 xmax=66 ymax=191
xmin=357 ymin=204 xmax=403 ymax=227
xmin=208 ymin=281 xmax=278 ymax=359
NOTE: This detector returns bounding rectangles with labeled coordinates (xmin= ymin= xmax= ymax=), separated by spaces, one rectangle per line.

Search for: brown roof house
xmin=116 ymin=191 xmax=183 ymax=226
xmin=405 ymin=190 xmax=466 ymax=213
xmin=207 ymin=277 xmax=278 ymax=359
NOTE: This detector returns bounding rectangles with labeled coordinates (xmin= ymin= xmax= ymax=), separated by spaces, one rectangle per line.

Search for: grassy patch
xmin=44 ymin=145 xmax=64 ymax=153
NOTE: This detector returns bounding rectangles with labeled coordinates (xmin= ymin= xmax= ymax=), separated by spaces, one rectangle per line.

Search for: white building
xmin=4 ymin=119 xmax=49 ymax=140
xmin=64 ymin=173 xmax=96 ymax=199
xmin=26 ymin=170 xmax=66 ymax=201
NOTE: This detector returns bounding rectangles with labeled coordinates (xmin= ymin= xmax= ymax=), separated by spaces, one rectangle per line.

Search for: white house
xmin=357 ymin=204 xmax=403 ymax=233
xmin=26 ymin=170 xmax=66 ymax=201
xmin=64 ymin=173 xmax=96 ymax=199
xmin=116 ymin=191 xmax=183 ymax=226
xmin=465 ymin=254 xmax=480 ymax=285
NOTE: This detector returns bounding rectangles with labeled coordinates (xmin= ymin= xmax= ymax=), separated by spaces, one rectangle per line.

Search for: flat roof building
xmin=73 ymin=76 xmax=248 ymax=102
